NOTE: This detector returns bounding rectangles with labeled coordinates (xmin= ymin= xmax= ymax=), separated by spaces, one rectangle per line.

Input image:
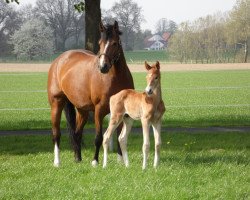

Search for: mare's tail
xmin=64 ymin=100 xmax=76 ymax=145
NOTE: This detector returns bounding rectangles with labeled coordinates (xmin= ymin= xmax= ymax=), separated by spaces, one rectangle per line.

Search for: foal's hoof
xmin=117 ymin=154 xmax=123 ymax=163
xmin=91 ymin=160 xmax=98 ymax=167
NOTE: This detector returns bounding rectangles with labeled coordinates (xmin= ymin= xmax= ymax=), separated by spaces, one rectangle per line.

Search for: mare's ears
xmin=145 ymin=61 xmax=152 ymax=71
xmin=99 ymin=21 xmax=105 ymax=32
xmin=114 ymin=20 xmax=119 ymax=31
xmin=156 ymin=61 xmax=160 ymax=70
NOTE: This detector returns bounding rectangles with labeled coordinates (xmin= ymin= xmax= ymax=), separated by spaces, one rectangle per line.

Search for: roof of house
xmin=148 ymin=34 xmax=164 ymax=41
xmin=162 ymin=32 xmax=171 ymax=41
xmin=144 ymin=32 xmax=171 ymax=49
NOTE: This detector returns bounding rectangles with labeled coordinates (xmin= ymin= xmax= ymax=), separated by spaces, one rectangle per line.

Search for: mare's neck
xmin=113 ymin=48 xmax=128 ymax=73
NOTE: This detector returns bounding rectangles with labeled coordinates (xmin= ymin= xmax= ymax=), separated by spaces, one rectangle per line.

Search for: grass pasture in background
xmin=0 ymin=132 xmax=249 ymax=199
xmin=0 ymin=50 xmax=169 ymax=64
xmin=0 ymin=70 xmax=250 ymax=130
xmin=125 ymin=50 xmax=170 ymax=63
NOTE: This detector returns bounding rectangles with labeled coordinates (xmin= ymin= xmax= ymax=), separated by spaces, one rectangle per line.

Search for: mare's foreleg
xmin=118 ymin=116 xmax=133 ymax=167
xmin=152 ymin=121 xmax=162 ymax=168
xmin=142 ymin=119 xmax=150 ymax=170
xmin=92 ymin=105 xmax=107 ymax=167
xmin=73 ymin=110 xmax=88 ymax=162
xmin=50 ymin=98 xmax=65 ymax=167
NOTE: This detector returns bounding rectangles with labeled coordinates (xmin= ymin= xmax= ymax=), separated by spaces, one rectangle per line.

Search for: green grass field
xmin=0 ymin=132 xmax=249 ymax=199
xmin=0 ymin=70 xmax=250 ymax=130
xmin=0 ymin=69 xmax=250 ymax=199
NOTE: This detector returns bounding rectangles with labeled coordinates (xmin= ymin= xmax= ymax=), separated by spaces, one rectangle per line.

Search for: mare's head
xmin=145 ymin=61 xmax=161 ymax=96
xmin=98 ymin=21 xmax=122 ymax=74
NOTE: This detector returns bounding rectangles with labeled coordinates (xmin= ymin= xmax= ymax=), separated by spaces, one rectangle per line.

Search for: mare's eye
xmin=155 ymin=76 xmax=158 ymax=80
xmin=112 ymin=42 xmax=117 ymax=46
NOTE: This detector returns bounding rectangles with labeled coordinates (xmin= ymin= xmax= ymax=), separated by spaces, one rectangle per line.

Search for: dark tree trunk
xmin=85 ymin=0 xmax=101 ymax=54
xmin=244 ymin=41 xmax=248 ymax=63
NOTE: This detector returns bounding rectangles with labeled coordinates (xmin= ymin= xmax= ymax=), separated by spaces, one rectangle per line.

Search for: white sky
xmin=17 ymin=0 xmax=237 ymax=31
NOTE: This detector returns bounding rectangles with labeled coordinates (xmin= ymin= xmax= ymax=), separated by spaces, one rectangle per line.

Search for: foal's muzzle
xmin=145 ymin=86 xmax=153 ymax=96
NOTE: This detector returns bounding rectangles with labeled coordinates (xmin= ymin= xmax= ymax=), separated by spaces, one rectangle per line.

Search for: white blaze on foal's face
xmin=145 ymin=69 xmax=159 ymax=96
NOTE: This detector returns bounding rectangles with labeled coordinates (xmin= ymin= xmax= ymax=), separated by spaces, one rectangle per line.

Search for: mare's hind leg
xmin=102 ymin=114 xmax=122 ymax=168
xmin=118 ymin=116 xmax=133 ymax=167
xmin=50 ymin=97 xmax=65 ymax=167
xmin=72 ymin=110 xmax=89 ymax=162
xmin=152 ymin=121 xmax=162 ymax=168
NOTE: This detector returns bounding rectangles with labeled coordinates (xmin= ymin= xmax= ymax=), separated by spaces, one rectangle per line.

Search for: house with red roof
xmin=144 ymin=32 xmax=171 ymax=50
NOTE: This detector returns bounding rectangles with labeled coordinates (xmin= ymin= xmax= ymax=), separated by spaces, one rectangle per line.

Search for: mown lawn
xmin=0 ymin=70 xmax=250 ymax=130
xmin=0 ymin=132 xmax=249 ymax=199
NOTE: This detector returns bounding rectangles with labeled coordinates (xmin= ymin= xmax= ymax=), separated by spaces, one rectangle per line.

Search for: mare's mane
xmin=101 ymin=23 xmax=122 ymax=40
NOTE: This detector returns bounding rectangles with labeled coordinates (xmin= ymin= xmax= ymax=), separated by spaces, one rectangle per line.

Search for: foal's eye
xmin=112 ymin=42 xmax=117 ymax=46
xmin=155 ymin=76 xmax=158 ymax=80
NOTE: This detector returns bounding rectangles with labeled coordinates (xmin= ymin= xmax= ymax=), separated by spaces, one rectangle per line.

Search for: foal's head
xmin=98 ymin=21 xmax=122 ymax=74
xmin=145 ymin=61 xmax=161 ymax=96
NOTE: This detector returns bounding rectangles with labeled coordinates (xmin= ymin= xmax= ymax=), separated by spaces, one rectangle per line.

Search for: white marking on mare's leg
xmin=92 ymin=160 xmax=98 ymax=167
xmin=99 ymin=41 xmax=110 ymax=66
xmin=54 ymin=142 xmax=60 ymax=167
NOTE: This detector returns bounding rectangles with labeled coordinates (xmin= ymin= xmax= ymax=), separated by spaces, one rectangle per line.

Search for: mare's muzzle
xmin=100 ymin=63 xmax=110 ymax=73
xmin=99 ymin=53 xmax=111 ymax=74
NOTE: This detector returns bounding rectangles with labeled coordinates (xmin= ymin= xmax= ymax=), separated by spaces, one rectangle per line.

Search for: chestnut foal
xmin=103 ymin=61 xmax=165 ymax=169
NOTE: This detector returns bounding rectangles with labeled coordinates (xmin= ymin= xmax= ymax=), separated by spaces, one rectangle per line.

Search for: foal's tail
xmin=64 ymin=100 xmax=76 ymax=141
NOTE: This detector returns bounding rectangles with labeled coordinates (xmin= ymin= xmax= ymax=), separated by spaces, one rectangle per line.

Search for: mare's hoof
xmin=75 ymin=158 xmax=82 ymax=163
xmin=91 ymin=160 xmax=98 ymax=167
xmin=53 ymin=162 xmax=60 ymax=167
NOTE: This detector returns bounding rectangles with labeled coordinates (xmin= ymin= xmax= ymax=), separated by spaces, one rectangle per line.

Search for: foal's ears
xmin=145 ymin=61 xmax=152 ymax=71
xmin=156 ymin=61 xmax=160 ymax=70
xmin=145 ymin=61 xmax=160 ymax=71
xmin=99 ymin=21 xmax=105 ymax=32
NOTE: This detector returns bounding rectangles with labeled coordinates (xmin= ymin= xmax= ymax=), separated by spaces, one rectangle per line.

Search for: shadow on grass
xmin=0 ymin=132 xmax=249 ymax=167
xmin=161 ymin=153 xmax=249 ymax=166
xmin=0 ymin=134 xmax=97 ymax=156
xmin=1 ymin=114 xmax=250 ymax=130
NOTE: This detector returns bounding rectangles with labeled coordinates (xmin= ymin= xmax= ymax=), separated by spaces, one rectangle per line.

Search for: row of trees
xmin=2 ymin=0 xmax=176 ymax=59
xmin=168 ymin=0 xmax=250 ymax=63
xmin=1 ymin=0 xmax=85 ymax=59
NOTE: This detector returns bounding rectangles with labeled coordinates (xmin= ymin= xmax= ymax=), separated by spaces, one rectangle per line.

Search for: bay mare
xmin=47 ymin=21 xmax=134 ymax=167
xmin=103 ymin=61 xmax=165 ymax=169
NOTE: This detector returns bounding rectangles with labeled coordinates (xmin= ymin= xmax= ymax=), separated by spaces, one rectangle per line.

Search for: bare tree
xmin=227 ymin=0 xmax=250 ymax=62
xmin=36 ymin=0 xmax=84 ymax=51
xmin=108 ymin=0 xmax=144 ymax=50
xmin=155 ymin=18 xmax=177 ymax=35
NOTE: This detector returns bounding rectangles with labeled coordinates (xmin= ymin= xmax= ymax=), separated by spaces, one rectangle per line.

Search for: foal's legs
xmin=102 ymin=115 xmax=122 ymax=168
xmin=141 ymin=119 xmax=150 ymax=170
xmin=50 ymin=97 xmax=65 ymax=167
xmin=152 ymin=121 xmax=162 ymax=168
xmin=118 ymin=116 xmax=133 ymax=167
